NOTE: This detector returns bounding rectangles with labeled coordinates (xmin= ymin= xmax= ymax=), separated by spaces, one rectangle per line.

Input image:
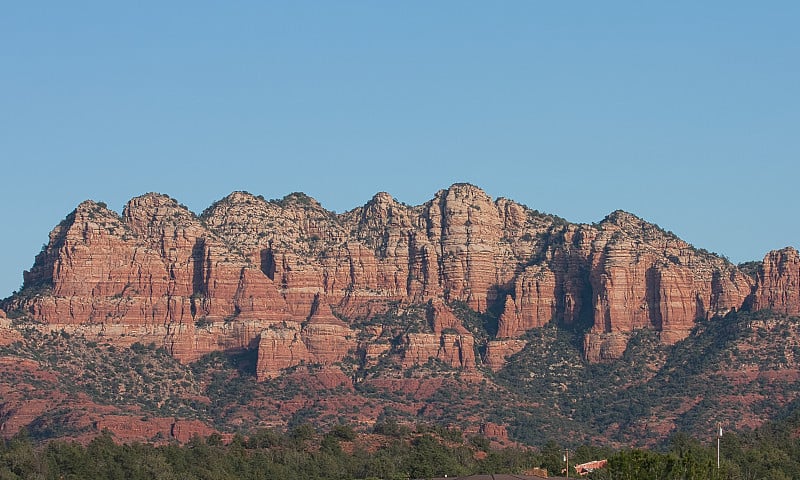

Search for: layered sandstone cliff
xmin=3 ymin=184 xmax=798 ymax=373
xmin=751 ymin=247 xmax=800 ymax=315
xmin=495 ymin=211 xmax=755 ymax=360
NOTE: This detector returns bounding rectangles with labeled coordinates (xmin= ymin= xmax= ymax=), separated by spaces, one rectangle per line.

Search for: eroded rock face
xmin=92 ymin=416 xmax=225 ymax=444
xmin=255 ymin=323 xmax=308 ymax=380
xmin=254 ymin=301 xmax=357 ymax=380
xmin=484 ymin=339 xmax=527 ymax=372
xmin=401 ymin=332 xmax=476 ymax=370
xmin=497 ymin=268 xmax=557 ymax=338
xmin=4 ymin=184 xmax=797 ymax=370
xmin=585 ymin=212 xmax=753 ymax=355
xmin=0 ymin=318 xmax=19 ymax=347
xmin=12 ymin=195 xmax=291 ymax=362
xmin=498 ymin=211 xmax=757 ymax=361
xmin=583 ymin=332 xmax=630 ymax=363
xmin=752 ymin=248 xmax=800 ymax=315
xmin=427 ymin=299 xmax=469 ymax=334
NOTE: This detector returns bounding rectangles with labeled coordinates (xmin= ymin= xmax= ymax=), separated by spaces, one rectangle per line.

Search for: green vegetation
xmin=0 ymin=330 xmax=204 ymax=431
xmin=0 ymin=425 xmax=540 ymax=480
xmin=595 ymin=421 xmax=800 ymax=480
xmin=349 ymin=302 xmax=429 ymax=335
xmin=4 ymin=280 xmax=53 ymax=319
xmin=737 ymin=260 xmax=762 ymax=279
xmin=3 ymin=416 xmax=800 ymax=479
xmin=450 ymin=299 xmax=500 ymax=342
xmin=492 ymin=310 xmax=800 ymax=447
xmin=273 ymin=192 xmax=316 ymax=207
xmin=194 ymin=316 xmax=212 ymax=328
xmin=2 ymin=305 xmax=799 ymax=474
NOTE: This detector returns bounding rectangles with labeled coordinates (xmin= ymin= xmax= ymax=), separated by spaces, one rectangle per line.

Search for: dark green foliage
xmin=0 ymin=330 xmax=203 ymax=429
xmin=27 ymin=408 xmax=91 ymax=440
xmin=495 ymin=326 xmax=590 ymax=444
xmin=737 ymin=260 xmax=762 ymax=279
xmin=3 ymin=416 xmax=800 ymax=479
xmin=494 ymin=311 xmax=800 ymax=447
xmin=633 ymin=311 xmax=800 ymax=435
xmin=597 ymin=428 xmax=797 ymax=480
xmin=469 ymin=434 xmax=491 ymax=452
xmin=407 ymin=434 xmax=470 ymax=478
xmin=372 ymin=419 xmax=411 ymax=438
xmin=350 ymin=301 xmax=429 ymax=336
xmin=194 ymin=316 xmax=212 ymax=328
xmin=273 ymin=192 xmax=315 ymax=207
xmin=328 ymin=424 xmax=357 ymax=441
xmin=450 ymin=299 xmax=500 ymax=341
xmin=0 ymin=426 xmax=541 ymax=480
xmin=3 ymin=420 xmax=799 ymax=479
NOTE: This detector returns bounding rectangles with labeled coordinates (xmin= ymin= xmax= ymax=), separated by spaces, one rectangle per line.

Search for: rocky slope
xmin=1 ymin=184 xmax=799 ymax=445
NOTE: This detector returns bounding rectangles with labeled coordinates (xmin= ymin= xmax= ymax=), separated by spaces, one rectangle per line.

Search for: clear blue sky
xmin=2 ymin=2 xmax=798 ymax=298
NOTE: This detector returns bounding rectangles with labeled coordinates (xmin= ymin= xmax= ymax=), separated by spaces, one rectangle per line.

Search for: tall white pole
xmin=717 ymin=423 xmax=722 ymax=470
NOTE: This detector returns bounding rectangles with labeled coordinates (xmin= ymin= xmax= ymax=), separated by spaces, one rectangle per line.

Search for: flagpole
xmin=716 ymin=422 xmax=722 ymax=470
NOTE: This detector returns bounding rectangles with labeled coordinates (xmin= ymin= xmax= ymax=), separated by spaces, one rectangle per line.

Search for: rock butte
xmin=4 ymin=184 xmax=799 ymax=378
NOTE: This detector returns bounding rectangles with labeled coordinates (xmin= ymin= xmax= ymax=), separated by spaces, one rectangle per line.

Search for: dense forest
xmin=2 ymin=413 xmax=800 ymax=480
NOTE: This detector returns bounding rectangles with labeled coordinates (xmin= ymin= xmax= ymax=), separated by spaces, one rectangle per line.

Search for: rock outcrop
xmin=92 ymin=416 xmax=227 ymax=444
xmin=0 ymin=314 xmax=17 ymax=347
xmin=752 ymin=247 xmax=800 ymax=315
xmin=255 ymin=323 xmax=309 ymax=380
xmin=582 ymin=212 xmax=754 ymax=359
xmin=484 ymin=339 xmax=527 ymax=372
xmin=401 ymin=332 xmax=476 ymax=370
xmin=3 ymin=184 xmax=798 ymax=371
xmin=11 ymin=195 xmax=295 ymax=362
xmin=255 ymin=296 xmax=357 ymax=380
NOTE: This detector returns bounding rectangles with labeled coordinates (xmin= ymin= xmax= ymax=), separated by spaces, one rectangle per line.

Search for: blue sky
xmin=1 ymin=2 xmax=798 ymax=298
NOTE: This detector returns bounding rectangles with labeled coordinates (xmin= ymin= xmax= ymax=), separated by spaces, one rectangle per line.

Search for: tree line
xmin=2 ymin=416 xmax=800 ymax=479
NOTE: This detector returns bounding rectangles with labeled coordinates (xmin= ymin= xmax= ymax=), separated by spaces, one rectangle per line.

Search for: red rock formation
xmin=424 ymin=185 xmax=507 ymax=311
xmin=91 ymin=416 xmax=230 ymax=444
xmin=480 ymin=422 xmax=510 ymax=443
xmin=255 ymin=323 xmax=309 ymax=380
xmin=427 ymin=299 xmax=469 ymax=334
xmin=583 ymin=211 xmax=753 ymax=360
xmin=361 ymin=342 xmax=392 ymax=369
xmin=401 ymin=332 xmax=476 ymax=370
xmin=5 ymin=184 xmax=792 ymax=371
xmin=12 ymin=194 xmax=297 ymax=362
xmin=0 ymin=320 xmax=20 ymax=347
xmin=484 ymin=339 xmax=527 ymax=372
xmin=0 ymin=309 xmax=12 ymax=347
xmin=583 ymin=332 xmax=630 ymax=362
xmin=254 ymin=299 xmax=356 ymax=380
xmin=752 ymin=247 xmax=800 ymax=314
xmin=170 ymin=420 xmax=229 ymax=443
xmin=302 ymin=322 xmax=356 ymax=365
xmin=234 ymin=268 xmax=290 ymax=322
xmin=402 ymin=333 xmax=444 ymax=368
xmin=498 ymin=267 xmax=557 ymax=338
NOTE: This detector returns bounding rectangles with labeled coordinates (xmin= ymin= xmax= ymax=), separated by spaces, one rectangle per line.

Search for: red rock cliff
xmin=5 ymin=185 xmax=796 ymax=370
xmin=752 ymin=247 xmax=800 ymax=314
